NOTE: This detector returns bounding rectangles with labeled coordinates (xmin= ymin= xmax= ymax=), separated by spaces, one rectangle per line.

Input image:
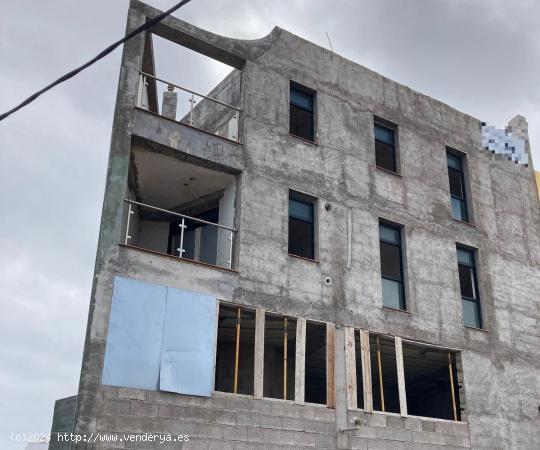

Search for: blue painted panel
xmin=102 ymin=276 xmax=167 ymax=390
xmin=160 ymin=288 xmax=217 ymax=397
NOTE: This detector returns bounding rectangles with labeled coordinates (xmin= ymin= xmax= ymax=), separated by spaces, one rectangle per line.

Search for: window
xmin=290 ymin=82 xmax=315 ymax=142
xmin=305 ymin=321 xmax=327 ymax=404
xmin=456 ymin=247 xmax=482 ymax=328
xmin=288 ymin=192 xmax=315 ymax=259
xmin=215 ymin=304 xmax=256 ymax=395
xmin=349 ymin=329 xmax=465 ymax=421
xmin=264 ymin=313 xmax=296 ymax=400
xmin=447 ymin=151 xmax=469 ymax=222
xmin=374 ymin=121 xmax=397 ymax=172
xmin=403 ymin=342 xmax=462 ymax=421
xmin=379 ymin=222 xmax=405 ymax=309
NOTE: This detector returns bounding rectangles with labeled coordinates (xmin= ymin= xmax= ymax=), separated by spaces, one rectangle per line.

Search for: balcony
xmin=123 ymin=145 xmax=238 ymax=270
xmin=137 ymin=71 xmax=242 ymax=143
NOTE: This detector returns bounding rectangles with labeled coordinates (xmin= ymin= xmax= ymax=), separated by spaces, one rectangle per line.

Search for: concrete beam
xmin=132 ymin=108 xmax=244 ymax=173
xmin=130 ymin=0 xmax=278 ymax=69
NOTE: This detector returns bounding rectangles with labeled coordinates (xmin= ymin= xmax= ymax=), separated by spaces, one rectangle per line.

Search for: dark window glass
xmin=457 ymin=248 xmax=474 ymax=265
xmin=447 ymin=153 xmax=462 ymax=170
xmin=379 ymin=223 xmax=405 ymax=310
xmin=380 ymin=242 xmax=402 ymax=280
xmin=447 ymin=151 xmax=469 ymax=222
xmin=374 ymin=125 xmax=394 ymax=145
xmin=381 ymin=279 xmax=405 ymax=310
xmin=463 ymin=299 xmax=481 ymax=329
xmin=289 ymin=195 xmax=315 ymax=259
xmin=458 ymin=265 xmax=475 ymax=299
xmin=379 ymin=225 xmax=400 ymax=245
xmin=290 ymin=89 xmax=313 ymax=110
xmin=289 ymin=198 xmax=314 ymax=222
xmin=290 ymin=84 xmax=314 ymax=141
xmin=456 ymin=246 xmax=482 ymax=328
xmin=448 ymin=168 xmax=464 ymax=197
xmin=375 ymin=123 xmax=397 ymax=172
xmin=451 ymin=197 xmax=468 ymax=222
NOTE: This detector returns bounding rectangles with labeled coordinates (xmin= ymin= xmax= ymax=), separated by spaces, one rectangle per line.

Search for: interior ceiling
xmin=403 ymin=344 xmax=450 ymax=381
xmin=131 ymin=146 xmax=235 ymax=210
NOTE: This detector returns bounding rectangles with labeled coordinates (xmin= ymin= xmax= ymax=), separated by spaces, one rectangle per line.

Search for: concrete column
xmin=73 ymin=3 xmax=147 ymax=438
xmin=162 ymin=87 xmax=178 ymax=120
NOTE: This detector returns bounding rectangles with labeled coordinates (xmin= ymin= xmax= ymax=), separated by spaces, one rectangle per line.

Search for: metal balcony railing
xmin=123 ymin=199 xmax=236 ymax=270
xmin=137 ymin=72 xmax=241 ymax=142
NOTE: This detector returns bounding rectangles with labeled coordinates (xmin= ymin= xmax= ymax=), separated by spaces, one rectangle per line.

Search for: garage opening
xmin=370 ymin=333 xmax=400 ymax=413
xmin=263 ymin=313 xmax=296 ymax=400
xmin=403 ymin=342 xmax=461 ymax=421
xmin=215 ymin=304 xmax=255 ymax=395
xmin=305 ymin=321 xmax=326 ymax=404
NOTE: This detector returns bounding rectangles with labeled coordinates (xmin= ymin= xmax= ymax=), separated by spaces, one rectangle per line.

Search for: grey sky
xmin=1 ymin=0 xmax=539 ymax=448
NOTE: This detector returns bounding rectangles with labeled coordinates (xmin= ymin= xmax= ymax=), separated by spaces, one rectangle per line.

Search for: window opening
xmin=215 ymin=304 xmax=255 ymax=395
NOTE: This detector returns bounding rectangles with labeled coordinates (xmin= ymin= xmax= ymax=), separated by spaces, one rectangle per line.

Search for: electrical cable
xmin=0 ymin=0 xmax=193 ymax=122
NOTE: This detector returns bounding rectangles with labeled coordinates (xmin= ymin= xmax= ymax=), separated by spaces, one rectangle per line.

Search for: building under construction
xmin=50 ymin=1 xmax=540 ymax=448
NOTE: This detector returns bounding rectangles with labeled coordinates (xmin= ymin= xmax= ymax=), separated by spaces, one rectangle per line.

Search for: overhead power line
xmin=0 ymin=0 xmax=193 ymax=122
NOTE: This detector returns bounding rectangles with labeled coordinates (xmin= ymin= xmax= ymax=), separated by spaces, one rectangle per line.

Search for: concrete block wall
xmin=347 ymin=411 xmax=470 ymax=450
xmin=95 ymin=386 xmax=337 ymax=449
xmin=86 ymin=387 xmax=471 ymax=450
xmin=64 ymin=386 xmax=471 ymax=449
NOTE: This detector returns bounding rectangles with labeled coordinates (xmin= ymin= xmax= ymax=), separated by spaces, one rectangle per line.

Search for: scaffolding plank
xmin=344 ymin=327 xmax=357 ymax=410
xmin=326 ymin=323 xmax=336 ymax=408
xmin=360 ymin=329 xmax=373 ymax=412
xmin=395 ymin=336 xmax=408 ymax=416
xmin=254 ymin=307 xmax=265 ymax=399
xmin=295 ymin=318 xmax=306 ymax=404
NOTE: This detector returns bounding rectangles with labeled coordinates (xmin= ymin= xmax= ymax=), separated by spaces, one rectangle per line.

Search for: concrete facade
xmin=51 ymin=1 xmax=540 ymax=449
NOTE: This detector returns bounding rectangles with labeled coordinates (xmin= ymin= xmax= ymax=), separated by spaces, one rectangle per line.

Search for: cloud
xmin=1 ymin=1 xmax=539 ymax=448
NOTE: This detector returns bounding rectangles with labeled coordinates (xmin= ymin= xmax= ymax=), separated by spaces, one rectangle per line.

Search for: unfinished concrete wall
xmin=66 ymin=1 xmax=540 ymax=449
xmin=216 ymin=180 xmax=236 ymax=267
xmin=186 ymin=69 xmax=242 ymax=139
xmin=137 ymin=220 xmax=169 ymax=253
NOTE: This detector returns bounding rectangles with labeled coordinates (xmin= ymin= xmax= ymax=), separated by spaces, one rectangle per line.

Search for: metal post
xmin=233 ymin=306 xmax=241 ymax=394
xmin=448 ymin=352 xmax=458 ymax=421
xmin=234 ymin=110 xmax=239 ymax=142
xmin=124 ymin=203 xmax=134 ymax=245
xmin=283 ymin=317 xmax=288 ymax=400
xmin=189 ymin=94 xmax=197 ymax=126
xmin=376 ymin=335 xmax=385 ymax=412
xmin=227 ymin=231 xmax=234 ymax=269
xmin=176 ymin=218 xmax=186 ymax=258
